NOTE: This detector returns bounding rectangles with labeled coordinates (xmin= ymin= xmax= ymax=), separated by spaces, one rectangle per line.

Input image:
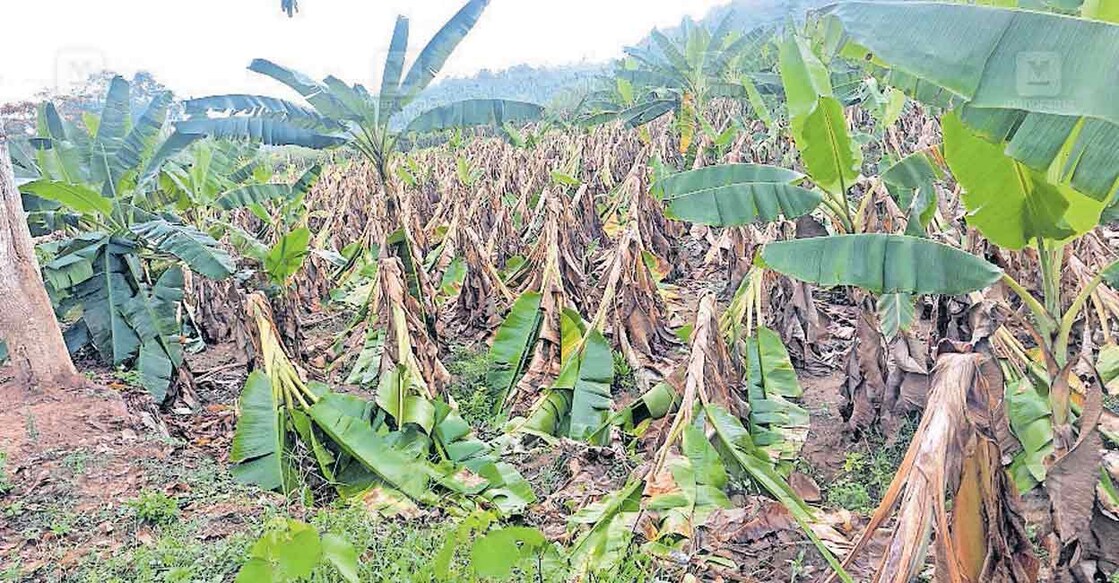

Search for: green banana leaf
xmin=121 ymin=267 xmax=185 ymax=401
xmin=745 ymin=328 xmax=810 ymax=464
xmin=90 ymin=76 xmax=131 ymax=186
xmin=943 ymin=112 xmax=1104 ymax=249
xmin=568 ymin=479 xmax=642 ymax=580
xmin=881 ymin=150 xmax=941 ymax=236
xmin=309 ymin=393 xmax=431 ymax=499
xmin=659 ymin=164 xmax=822 ymax=226
xmin=486 ymin=291 xmax=544 ymax=404
xmin=399 ymin=0 xmax=491 ymax=102
xmin=877 ymin=293 xmax=917 ymax=339
xmin=406 ymin=99 xmax=544 ymax=134
xmin=74 ymin=238 xmax=141 ymax=365
xmin=114 ymin=91 xmax=172 ymax=181
xmin=175 ymin=118 xmax=345 ymax=149
xmin=779 ymin=34 xmax=861 ymax=196
xmin=564 ymin=330 xmax=614 ymax=444
xmin=230 ymin=371 xmax=296 ymax=493
xmin=131 ymin=219 xmax=236 ymax=280
xmin=20 ymin=180 xmax=111 ymax=217
xmin=759 ymin=234 xmax=1003 ymax=295
xmin=216 ymin=165 xmax=322 ymax=210
xmin=264 ymin=228 xmax=311 ymax=284
xmin=704 ymin=404 xmax=852 ymax=582
xmin=828 ymin=1 xmax=1119 ymax=202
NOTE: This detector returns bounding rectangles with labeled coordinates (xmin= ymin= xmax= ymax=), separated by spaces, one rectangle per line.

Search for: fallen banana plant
xmin=231 ymin=292 xmax=534 ymax=514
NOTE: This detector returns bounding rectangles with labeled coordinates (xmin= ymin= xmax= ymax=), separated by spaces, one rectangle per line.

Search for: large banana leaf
xmin=74 ymin=238 xmax=141 ymax=365
xmin=431 ymin=402 xmax=536 ymax=514
xmin=175 ymin=118 xmax=345 ymax=149
xmin=309 ymin=393 xmax=431 ymax=499
xmin=114 ymin=92 xmax=172 ymax=180
xmin=830 ymin=2 xmax=1117 ymax=123
xmin=183 ymin=95 xmax=340 ymax=131
xmin=486 ymin=291 xmax=543 ymax=403
xmin=759 ymin=234 xmax=1003 ymax=295
xmin=215 ymin=165 xmax=322 ymax=210
xmin=19 ymin=180 xmax=111 ymax=217
xmin=658 ymin=164 xmax=822 ymax=226
xmin=779 ymin=34 xmax=861 ymax=196
xmin=379 ymin=16 xmax=410 ymax=119
xmin=828 ymin=2 xmax=1119 ymax=202
xmin=943 ymin=112 xmax=1104 ymax=249
xmin=398 ymin=0 xmax=491 ymax=102
xmin=230 ymin=371 xmax=296 ymax=493
xmin=745 ymin=328 xmax=809 ymax=463
xmin=564 ymin=330 xmax=614 ymax=444
xmin=131 ymin=219 xmax=236 ymax=280
xmin=90 ymin=76 xmax=131 ymax=187
xmin=568 ymin=479 xmax=642 ymax=580
xmin=405 ymin=100 xmax=544 ymax=134
xmin=121 ymin=267 xmax=185 ymax=401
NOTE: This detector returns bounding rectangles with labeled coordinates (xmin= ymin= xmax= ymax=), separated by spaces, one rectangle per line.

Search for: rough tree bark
xmin=0 ymin=130 xmax=82 ymax=388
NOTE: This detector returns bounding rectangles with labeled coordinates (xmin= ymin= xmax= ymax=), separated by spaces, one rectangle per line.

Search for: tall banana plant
xmin=765 ymin=3 xmax=1119 ymax=578
xmin=177 ymin=0 xmax=544 ymax=207
xmin=16 ymin=77 xmax=237 ymax=402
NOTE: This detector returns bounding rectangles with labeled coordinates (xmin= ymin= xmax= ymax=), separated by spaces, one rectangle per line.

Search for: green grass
xmin=0 ymin=451 xmax=12 ymax=497
xmin=446 ymin=344 xmax=502 ymax=430
xmin=823 ymin=419 xmax=915 ymax=514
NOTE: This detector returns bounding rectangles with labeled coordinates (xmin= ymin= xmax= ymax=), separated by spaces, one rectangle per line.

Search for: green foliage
xmin=264 ymin=227 xmax=312 ymax=285
xmin=759 ymin=234 xmax=1004 ymax=296
xmin=823 ymin=422 xmax=915 ymax=514
xmin=236 ymin=519 xmax=359 ymax=583
xmin=658 ymin=164 xmax=823 ymax=227
xmin=128 ymin=490 xmax=180 ymax=526
xmin=447 ymin=345 xmax=501 ymax=429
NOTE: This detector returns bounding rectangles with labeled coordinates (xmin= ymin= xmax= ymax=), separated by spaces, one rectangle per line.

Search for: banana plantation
xmin=1 ymin=0 xmax=1118 ymax=581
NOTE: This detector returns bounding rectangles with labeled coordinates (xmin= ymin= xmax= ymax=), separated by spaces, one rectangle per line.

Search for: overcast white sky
xmin=0 ymin=0 xmax=728 ymax=104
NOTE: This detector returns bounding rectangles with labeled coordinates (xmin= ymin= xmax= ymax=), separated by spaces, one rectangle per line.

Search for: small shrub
xmin=129 ymin=490 xmax=180 ymax=526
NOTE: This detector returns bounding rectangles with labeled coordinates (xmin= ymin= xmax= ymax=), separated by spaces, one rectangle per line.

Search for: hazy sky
xmin=0 ymin=0 xmax=728 ymax=104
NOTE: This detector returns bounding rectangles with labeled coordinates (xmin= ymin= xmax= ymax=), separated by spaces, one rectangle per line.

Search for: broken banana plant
xmin=232 ymin=293 xmax=533 ymax=513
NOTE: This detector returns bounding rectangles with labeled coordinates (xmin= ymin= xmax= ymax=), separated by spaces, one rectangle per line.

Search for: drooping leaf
xmin=20 ymin=180 xmax=111 ymax=216
xmin=877 ymin=292 xmax=917 ymax=339
xmin=74 ymin=238 xmax=141 ymax=365
xmin=759 ymin=234 xmax=1003 ymax=296
xmin=120 ymin=267 xmax=185 ymax=401
xmin=565 ymin=330 xmax=615 ymax=444
xmin=308 ymin=393 xmax=431 ymax=499
xmin=131 ymin=219 xmax=236 ymax=280
xmin=659 ymin=164 xmax=822 ymax=226
xmin=230 ymin=371 xmax=296 ymax=493
xmin=881 ymin=150 xmax=941 ymax=236
xmin=407 ymin=99 xmax=544 ymax=134
xmin=487 ymin=291 xmax=543 ymax=403
xmin=745 ymin=328 xmax=810 ymax=463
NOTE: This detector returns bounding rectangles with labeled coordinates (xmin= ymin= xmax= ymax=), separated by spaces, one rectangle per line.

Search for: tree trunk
xmin=0 ymin=132 xmax=82 ymax=388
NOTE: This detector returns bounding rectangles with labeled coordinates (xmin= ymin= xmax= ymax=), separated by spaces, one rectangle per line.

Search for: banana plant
xmin=17 ymin=77 xmax=235 ymax=402
xmin=581 ymin=18 xmax=779 ymax=159
xmin=176 ymin=0 xmax=544 ymax=212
